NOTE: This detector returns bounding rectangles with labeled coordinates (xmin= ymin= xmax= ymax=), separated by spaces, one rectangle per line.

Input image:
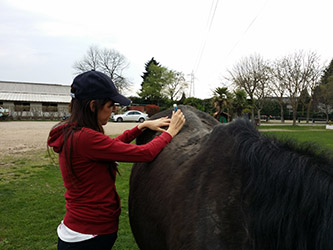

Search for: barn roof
xmin=0 ymin=81 xmax=71 ymax=103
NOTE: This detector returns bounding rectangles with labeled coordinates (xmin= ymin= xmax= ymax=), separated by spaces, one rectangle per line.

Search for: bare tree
xmin=73 ymin=45 xmax=100 ymax=72
xmin=254 ymin=70 xmax=270 ymax=125
xmin=99 ymin=48 xmax=131 ymax=93
xmin=270 ymin=58 xmax=288 ymax=123
xmin=278 ymin=51 xmax=322 ymax=126
xmin=280 ymin=52 xmax=304 ymax=126
xmin=73 ymin=45 xmax=131 ymax=93
xmin=228 ymin=54 xmax=270 ymax=124
xmin=303 ymin=51 xmax=324 ymax=123
xmin=163 ymin=71 xmax=189 ymax=101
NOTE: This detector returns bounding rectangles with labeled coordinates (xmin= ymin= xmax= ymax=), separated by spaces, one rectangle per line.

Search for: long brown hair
xmin=67 ymin=98 xmax=108 ymax=133
xmin=55 ymin=97 xmax=118 ymax=182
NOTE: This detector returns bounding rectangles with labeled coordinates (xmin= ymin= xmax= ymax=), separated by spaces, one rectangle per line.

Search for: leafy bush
xmin=145 ymin=104 xmax=160 ymax=117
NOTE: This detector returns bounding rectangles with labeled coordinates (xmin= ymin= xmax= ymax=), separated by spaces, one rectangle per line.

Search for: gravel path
xmin=0 ymin=121 xmax=139 ymax=157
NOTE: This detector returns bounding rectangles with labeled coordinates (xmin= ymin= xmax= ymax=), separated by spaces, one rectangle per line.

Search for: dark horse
xmin=129 ymin=105 xmax=333 ymax=250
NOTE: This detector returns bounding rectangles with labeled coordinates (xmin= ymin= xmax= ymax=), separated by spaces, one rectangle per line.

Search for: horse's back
xmin=129 ymin=106 xmax=248 ymax=249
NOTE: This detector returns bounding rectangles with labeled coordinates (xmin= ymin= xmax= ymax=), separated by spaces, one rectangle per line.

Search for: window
xmin=42 ymin=103 xmax=58 ymax=112
xmin=14 ymin=102 xmax=30 ymax=111
xmin=129 ymin=111 xmax=140 ymax=115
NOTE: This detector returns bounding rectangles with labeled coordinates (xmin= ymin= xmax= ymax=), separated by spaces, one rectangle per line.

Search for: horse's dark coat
xmin=129 ymin=105 xmax=333 ymax=250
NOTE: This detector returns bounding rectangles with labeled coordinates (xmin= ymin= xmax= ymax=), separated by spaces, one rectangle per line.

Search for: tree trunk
xmin=280 ymin=102 xmax=285 ymax=123
xmin=301 ymin=104 xmax=305 ymax=116
xmin=292 ymin=106 xmax=297 ymax=126
xmin=251 ymin=108 xmax=255 ymax=124
xmin=257 ymin=109 xmax=261 ymax=126
xmin=306 ymin=98 xmax=313 ymax=124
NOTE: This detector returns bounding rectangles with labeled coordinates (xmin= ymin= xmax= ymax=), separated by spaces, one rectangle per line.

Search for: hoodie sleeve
xmin=76 ymin=129 xmax=172 ymax=163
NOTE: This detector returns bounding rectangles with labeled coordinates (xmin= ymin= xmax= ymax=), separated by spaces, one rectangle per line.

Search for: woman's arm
xmin=81 ymin=110 xmax=185 ymax=162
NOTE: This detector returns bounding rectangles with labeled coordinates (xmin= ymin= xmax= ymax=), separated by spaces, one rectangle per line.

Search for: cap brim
xmin=112 ymin=94 xmax=131 ymax=106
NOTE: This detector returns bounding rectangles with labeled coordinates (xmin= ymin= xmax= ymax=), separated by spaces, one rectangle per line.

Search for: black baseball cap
xmin=71 ymin=70 xmax=131 ymax=106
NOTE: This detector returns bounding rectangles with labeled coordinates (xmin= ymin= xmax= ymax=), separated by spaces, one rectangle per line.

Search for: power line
xmin=190 ymin=0 xmax=268 ymax=97
xmin=190 ymin=0 xmax=219 ymax=97
xmin=193 ymin=0 xmax=219 ymax=74
xmin=225 ymin=0 xmax=269 ymax=59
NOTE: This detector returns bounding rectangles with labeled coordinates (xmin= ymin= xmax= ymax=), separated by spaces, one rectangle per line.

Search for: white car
xmin=112 ymin=110 xmax=148 ymax=122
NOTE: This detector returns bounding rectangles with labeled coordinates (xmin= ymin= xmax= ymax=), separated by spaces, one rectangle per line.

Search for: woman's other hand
xmin=166 ymin=109 xmax=186 ymax=137
xmin=138 ymin=117 xmax=170 ymax=132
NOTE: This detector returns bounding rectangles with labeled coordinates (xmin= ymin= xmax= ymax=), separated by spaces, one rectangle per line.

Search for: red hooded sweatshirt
xmin=48 ymin=123 xmax=172 ymax=235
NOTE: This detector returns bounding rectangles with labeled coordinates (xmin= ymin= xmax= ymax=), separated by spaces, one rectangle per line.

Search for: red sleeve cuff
xmin=159 ymin=131 xmax=173 ymax=143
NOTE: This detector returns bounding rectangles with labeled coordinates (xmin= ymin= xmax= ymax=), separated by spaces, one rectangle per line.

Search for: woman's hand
xmin=138 ymin=109 xmax=185 ymax=137
xmin=138 ymin=117 xmax=171 ymax=132
xmin=166 ymin=109 xmax=186 ymax=137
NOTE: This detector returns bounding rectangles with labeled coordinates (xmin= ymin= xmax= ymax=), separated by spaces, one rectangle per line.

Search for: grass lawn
xmin=0 ymin=150 xmax=139 ymax=250
xmin=259 ymin=125 xmax=333 ymax=150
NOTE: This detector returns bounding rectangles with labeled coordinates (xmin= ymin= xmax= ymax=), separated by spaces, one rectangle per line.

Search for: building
xmin=0 ymin=81 xmax=71 ymax=120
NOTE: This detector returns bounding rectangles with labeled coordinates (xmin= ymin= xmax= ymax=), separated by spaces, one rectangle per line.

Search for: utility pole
xmin=188 ymin=71 xmax=195 ymax=97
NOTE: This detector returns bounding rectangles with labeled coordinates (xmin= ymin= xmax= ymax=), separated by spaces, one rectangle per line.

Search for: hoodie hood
xmin=48 ymin=123 xmax=68 ymax=153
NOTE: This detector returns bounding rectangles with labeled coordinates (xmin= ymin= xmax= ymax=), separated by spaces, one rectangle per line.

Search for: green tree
xmin=299 ymin=88 xmax=311 ymax=116
xmin=233 ymin=89 xmax=248 ymax=117
xmin=139 ymin=58 xmax=188 ymax=108
xmin=261 ymin=99 xmax=283 ymax=117
xmin=141 ymin=57 xmax=160 ymax=90
xmin=139 ymin=63 xmax=169 ymax=106
xmin=212 ymin=87 xmax=233 ymax=122
xmin=320 ymin=58 xmax=333 ymax=85
xmin=313 ymin=58 xmax=333 ymax=120
xmin=316 ymin=77 xmax=333 ymax=122
xmin=183 ymin=97 xmax=206 ymax=111
xmin=181 ymin=97 xmax=214 ymax=114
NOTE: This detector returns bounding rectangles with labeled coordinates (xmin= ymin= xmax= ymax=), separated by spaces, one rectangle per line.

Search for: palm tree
xmin=233 ymin=89 xmax=248 ymax=117
xmin=212 ymin=87 xmax=233 ymax=122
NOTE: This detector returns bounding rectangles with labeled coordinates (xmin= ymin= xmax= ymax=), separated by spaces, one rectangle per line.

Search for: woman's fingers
xmin=147 ymin=117 xmax=170 ymax=131
xmin=166 ymin=109 xmax=185 ymax=137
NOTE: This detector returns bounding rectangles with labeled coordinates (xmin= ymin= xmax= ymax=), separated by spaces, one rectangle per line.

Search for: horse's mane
xmin=223 ymin=119 xmax=333 ymax=250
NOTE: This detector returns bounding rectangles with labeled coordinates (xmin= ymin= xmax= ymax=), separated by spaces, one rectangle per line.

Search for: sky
xmin=1 ymin=0 xmax=332 ymax=99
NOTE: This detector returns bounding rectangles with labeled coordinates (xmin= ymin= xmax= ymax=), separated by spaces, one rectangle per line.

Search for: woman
xmin=48 ymin=70 xmax=185 ymax=249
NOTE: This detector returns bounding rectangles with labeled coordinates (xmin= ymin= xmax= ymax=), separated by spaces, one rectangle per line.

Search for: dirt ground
xmin=0 ymin=121 xmax=139 ymax=158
